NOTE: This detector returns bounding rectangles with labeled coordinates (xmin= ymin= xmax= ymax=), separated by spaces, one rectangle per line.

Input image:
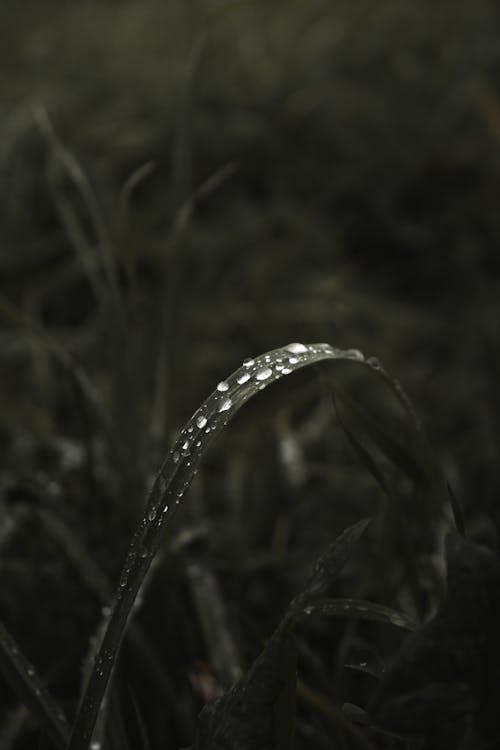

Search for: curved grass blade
xmin=289 ymin=518 xmax=371 ymax=619
xmin=0 ymin=618 xmax=70 ymax=749
xmin=298 ymin=597 xmax=418 ymax=631
xmin=68 ymin=342 xmax=420 ymax=750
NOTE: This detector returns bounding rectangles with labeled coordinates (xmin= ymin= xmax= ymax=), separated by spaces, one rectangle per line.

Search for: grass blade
xmin=289 ymin=518 xmax=372 ymax=618
xmin=67 ymin=342 xmax=413 ymax=750
xmin=298 ymin=597 xmax=418 ymax=631
xmin=333 ymin=395 xmax=395 ymax=502
xmin=0 ymin=618 xmax=70 ymax=749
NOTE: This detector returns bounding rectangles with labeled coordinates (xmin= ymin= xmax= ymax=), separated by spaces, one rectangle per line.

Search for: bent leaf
xmin=68 ymin=342 xmax=419 ymax=750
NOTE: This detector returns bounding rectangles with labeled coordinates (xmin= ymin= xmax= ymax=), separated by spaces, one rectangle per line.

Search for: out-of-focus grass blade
xmin=289 ymin=518 xmax=371 ymax=618
xmin=0 ymin=295 xmax=112 ymax=437
xmin=0 ymin=618 xmax=70 ymax=749
xmin=34 ymin=105 xmax=123 ymax=315
xmin=446 ymin=481 xmax=466 ymax=537
xmin=67 ymin=343 xmax=414 ymax=750
xmin=127 ymin=688 xmax=152 ymax=750
xmin=195 ymin=626 xmax=297 ymax=750
xmin=194 ymin=519 xmax=373 ymax=750
xmin=185 ymin=559 xmax=243 ymax=687
xmin=297 ymin=597 xmax=417 ymax=631
xmin=333 ymin=394 xmax=394 ymax=502
xmin=333 ymin=387 xmax=433 ymax=490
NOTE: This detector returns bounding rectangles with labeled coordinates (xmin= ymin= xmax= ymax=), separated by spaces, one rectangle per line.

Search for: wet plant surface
xmin=1 ymin=1 xmax=500 ymax=748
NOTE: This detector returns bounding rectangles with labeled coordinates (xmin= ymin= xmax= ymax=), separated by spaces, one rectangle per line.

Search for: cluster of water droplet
xmin=137 ymin=343 xmax=377 ymax=550
xmin=144 ymin=342 xmax=371 ymax=528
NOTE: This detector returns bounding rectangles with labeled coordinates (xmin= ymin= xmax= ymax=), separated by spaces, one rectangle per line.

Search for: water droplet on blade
xmin=237 ymin=372 xmax=251 ymax=384
xmin=219 ymin=397 xmax=232 ymax=412
xmin=243 ymin=358 xmax=254 ymax=367
xmin=345 ymin=349 xmax=364 ymax=361
xmin=217 ymin=381 xmax=229 ymax=392
xmin=255 ymin=367 xmax=272 ymax=381
xmin=196 ymin=415 xmax=207 ymax=428
xmin=286 ymin=342 xmax=308 ymax=354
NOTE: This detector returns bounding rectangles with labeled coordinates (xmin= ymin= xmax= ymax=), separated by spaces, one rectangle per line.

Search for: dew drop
xmin=217 ymin=381 xmax=229 ymax=392
xmin=219 ymin=397 xmax=232 ymax=412
xmin=173 ymin=451 xmax=180 ymax=463
xmin=367 ymin=356 xmax=382 ymax=370
xmin=281 ymin=367 xmax=292 ymax=375
xmin=286 ymin=342 xmax=308 ymax=354
xmin=255 ymin=367 xmax=272 ymax=381
xmin=345 ymin=349 xmax=364 ymax=361
xmin=237 ymin=372 xmax=251 ymax=385
xmin=196 ymin=415 xmax=207 ymax=429
xmin=187 ymin=426 xmax=193 ymax=433
xmin=148 ymin=508 xmax=157 ymax=522
xmin=195 ymin=440 xmax=201 ymax=447
xmin=288 ymin=356 xmax=299 ymax=365
xmin=243 ymin=358 xmax=254 ymax=368
xmin=163 ymin=503 xmax=169 ymax=513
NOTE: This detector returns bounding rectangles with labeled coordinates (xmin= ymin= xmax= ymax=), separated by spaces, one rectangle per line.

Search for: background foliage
xmin=1 ymin=1 xmax=500 ymax=747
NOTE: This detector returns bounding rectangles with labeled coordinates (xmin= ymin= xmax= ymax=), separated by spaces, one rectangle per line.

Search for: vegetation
xmin=1 ymin=1 xmax=500 ymax=748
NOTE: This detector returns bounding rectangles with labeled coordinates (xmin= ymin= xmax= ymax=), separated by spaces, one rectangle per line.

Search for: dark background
xmin=1 ymin=1 xmax=500 ymax=748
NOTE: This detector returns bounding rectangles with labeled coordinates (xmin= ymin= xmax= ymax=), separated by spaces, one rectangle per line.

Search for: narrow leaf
xmin=0 ymin=619 xmax=70 ymax=749
xmin=68 ymin=342 xmax=412 ymax=750
xmin=290 ymin=518 xmax=371 ymax=617
xmin=333 ymin=394 xmax=394 ymax=502
xmin=195 ymin=626 xmax=297 ymax=750
xmin=298 ymin=597 xmax=417 ymax=631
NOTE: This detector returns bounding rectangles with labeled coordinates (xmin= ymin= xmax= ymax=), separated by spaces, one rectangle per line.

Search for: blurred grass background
xmin=1 ymin=0 xmax=500 ymax=747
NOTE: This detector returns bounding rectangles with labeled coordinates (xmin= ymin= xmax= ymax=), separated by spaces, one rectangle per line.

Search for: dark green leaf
xmin=0 ymin=619 xmax=70 ymax=749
